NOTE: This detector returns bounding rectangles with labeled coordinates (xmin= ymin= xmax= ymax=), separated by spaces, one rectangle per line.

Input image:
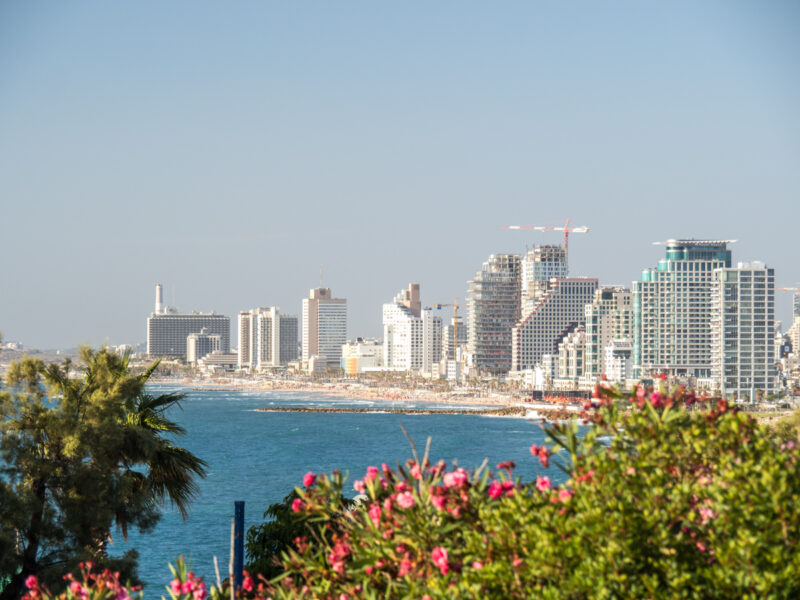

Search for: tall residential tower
xmin=302 ymin=288 xmax=347 ymax=368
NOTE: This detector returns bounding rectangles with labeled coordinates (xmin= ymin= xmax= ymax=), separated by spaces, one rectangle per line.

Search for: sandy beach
xmin=150 ymin=375 xmax=523 ymax=408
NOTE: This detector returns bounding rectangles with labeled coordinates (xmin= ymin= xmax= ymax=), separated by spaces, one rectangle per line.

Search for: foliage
xmin=22 ymin=562 xmax=142 ymax=600
xmin=255 ymin=383 xmax=800 ymax=599
xmin=0 ymin=348 xmax=207 ymax=599
xmin=246 ymin=488 xmax=356 ymax=580
xmin=245 ymin=491 xmax=307 ymax=580
xmin=773 ymin=405 xmax=800 ymax=442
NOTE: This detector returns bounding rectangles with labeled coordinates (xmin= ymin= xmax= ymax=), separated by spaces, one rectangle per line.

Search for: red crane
xmin=501 ymin=219 xmax=589 ymax=264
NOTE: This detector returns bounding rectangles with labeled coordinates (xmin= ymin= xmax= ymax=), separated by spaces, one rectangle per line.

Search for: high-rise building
xmin=237 ymin=311 xmax=254 ymax=370
xmin=794 ymin=291 xmax=800 ymax=319
xmin=584 ymin=287 xmax=633 ymax=378
xmin=441 ymin=315 xmax=467 ymax=362
xmin=467 ymin=254 xmax=521 ymax=375
xmin=238 ymin=307 xmax=298 ymax=370
xmin=302 ymin=288 xmax=347 ymax=368
xmin=187 ymin=329 xmax=221 ymax=365
xmin=511 ymin=278 xmax=598 ymax=371
xmin=146 ymin=285 xmax=230 ymax=358
xmin=633 ymin=239 xmax=733 ymax=379
xmin=383 ymin=284 xmax=442 ymax=373
xmin=256 ymin=307 xmax=298 ymax=369
xmin=711 ymin=262 xmax=777 ymax=401
xmin=521 ymin=245 xmax=568 ymax=316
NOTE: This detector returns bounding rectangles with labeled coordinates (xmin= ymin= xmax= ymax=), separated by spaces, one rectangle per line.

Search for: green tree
xmin=0 ymin=348 xmax=207 ymax=599
xmin=245 ymin=491 xmax=306 ymax=580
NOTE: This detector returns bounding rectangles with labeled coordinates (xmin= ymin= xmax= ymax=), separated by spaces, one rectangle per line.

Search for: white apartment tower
xmin=556 ymin=326 xmax=586 ymax=380
xmin=383 ymin=284 xmax=442 ymax=373
xmin=238 ymin=307 xmax=298 ymax=370
xmin=521 ymin=245 xmax=568 ymax=316
xmin=302 ymin=288 xmax=347 ymax=367
xmin=711 ymin=262 xmax=777 ymax=401
xmin=511 ymin=278 xmax=598 ymax=371
xmin=237 ymin=311 xmax=254 ymax=370
xmin=633 ymin=240 xmax=733 ymax=379
xmin=467 ymin=254 xmax=521 ymax=375
xmin=584 ymin=287 xmax=633 ymax=378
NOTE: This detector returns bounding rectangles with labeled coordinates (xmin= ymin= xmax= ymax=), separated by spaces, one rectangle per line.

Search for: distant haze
xmin=1 ymin=1 xmax=798 ymax=349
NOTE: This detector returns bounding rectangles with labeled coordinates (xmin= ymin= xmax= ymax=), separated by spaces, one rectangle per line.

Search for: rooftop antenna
xmin=319 ymin=264 xmax=323 ymax=289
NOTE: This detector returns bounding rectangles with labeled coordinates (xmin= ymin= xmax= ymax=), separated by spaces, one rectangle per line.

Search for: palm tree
xmin=110 ymin=353 xmax=208 ymax=542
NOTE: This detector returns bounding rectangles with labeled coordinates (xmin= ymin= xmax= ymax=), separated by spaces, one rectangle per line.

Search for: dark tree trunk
xmin=1 ymin=479 xmax=46 ymax=600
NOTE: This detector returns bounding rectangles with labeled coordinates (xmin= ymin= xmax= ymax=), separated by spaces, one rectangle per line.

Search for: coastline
xmin=149 ymin=376 xmax=522 ymax=408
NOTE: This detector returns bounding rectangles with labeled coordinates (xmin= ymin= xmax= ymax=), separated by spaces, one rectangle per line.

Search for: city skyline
xmin=1 ymin=2 xmax=799 ymax=349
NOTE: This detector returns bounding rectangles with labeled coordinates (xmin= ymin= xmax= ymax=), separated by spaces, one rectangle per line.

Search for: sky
xmin=1 ymin=1 xmax=799 ymax=350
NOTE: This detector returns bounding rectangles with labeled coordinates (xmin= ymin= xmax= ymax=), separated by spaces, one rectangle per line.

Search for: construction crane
xmin=501 ymin=218 xmax=589 ymax=265
xmin=433 ymin=299 xmax=460 ymax=361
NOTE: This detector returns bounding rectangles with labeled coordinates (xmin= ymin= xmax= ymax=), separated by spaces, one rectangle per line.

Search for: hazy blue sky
xmin=1 ymin=1 xmax=798 ymax=349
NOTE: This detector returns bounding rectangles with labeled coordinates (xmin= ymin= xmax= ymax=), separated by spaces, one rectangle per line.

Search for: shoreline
xmin=149 ymin=376 xmax=524 ymax=408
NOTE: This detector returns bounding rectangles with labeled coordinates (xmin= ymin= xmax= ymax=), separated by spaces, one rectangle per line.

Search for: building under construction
xmin=466 ymin=253 xmax=521 ymax=375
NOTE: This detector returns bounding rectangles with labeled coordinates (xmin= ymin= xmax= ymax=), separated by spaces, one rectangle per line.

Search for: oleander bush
xmin=260 ymin=383 xmax=800 ymax=599
xmin=18 ymin=383 xmax=800 ymax=599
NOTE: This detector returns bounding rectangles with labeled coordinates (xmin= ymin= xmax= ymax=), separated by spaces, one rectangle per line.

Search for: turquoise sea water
xmin=113 ymin=387 xmax=566 ymax=591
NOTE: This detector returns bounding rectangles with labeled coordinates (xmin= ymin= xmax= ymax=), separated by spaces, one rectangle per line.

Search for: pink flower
xmin=431 ymin=546 xmax=449 ymax=575
xmin=627 ymin=467 xmax=636 ymax=476
xmin=536 ymin=476 xmax=551 ymax=492
xmin=170 ymin=579 xmax=182 ymax=595
xmin=365 ymin=466 xmax=379 ymax=482
xmin=699 ymin=506 xmax=717 ymax=523
xmin=242 ymin=573 xmax=254 ymax=592
xmin=430 ymin=494 xmax=447 ymax=510
xmin=368 ymin=503 xmax=382 ymax=526
xmin=487 ymin=481 xmax=503 ymax=499
xmin=512 ymin=556 xmax=523 ymax=568
xmin=303 ymin=472 xmax=316 ymax=487
xmin=530 ymin=444 xmax=539 ymax=456
xmin=472 ymin=561 xmax=484 ymax=570
xmin=70 ymin=581 xmax=88 ymax=599
xmin=192 ymin=581 xmax=207 ymax=600
xmin=24 ymin=575 xmax=38 ymax=589
xmin=398 ymin=558 xmax=412 ymax=577
xmin=328 ymin=541 xmax=351 ymax=573
xmin=396 ymin=492 xmax=415 ymax=509
xmin=410 ymin=464 xmax=422 ymax=480
xmin=558 ymin=487 xmax=573 ymax=503
xmin=443 ymin=468 xmax=469 ymax=488
xmin=291 ymin=498 xmax=304 ymax=513
xmin=353 ymin=480 xmax=365 ymax=493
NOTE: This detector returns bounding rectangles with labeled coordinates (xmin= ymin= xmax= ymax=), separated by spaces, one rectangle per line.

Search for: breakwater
xmin=255 ymin=406 xmax=576 ymax=420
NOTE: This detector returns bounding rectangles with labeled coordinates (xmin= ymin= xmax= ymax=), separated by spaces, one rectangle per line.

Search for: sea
xmin=111 ymin=386 xmax=567 ymax=591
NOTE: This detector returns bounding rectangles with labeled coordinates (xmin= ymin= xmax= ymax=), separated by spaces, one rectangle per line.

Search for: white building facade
xmin=711 ymin=262 xmax=777 ymax=401
xmin=383 ymin=285 xmax=442 ymax=374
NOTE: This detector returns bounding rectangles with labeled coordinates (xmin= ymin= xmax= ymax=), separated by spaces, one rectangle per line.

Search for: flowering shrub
xmin=22 ymin=562 xmax=142 ymax=600
xmin=256 ymin=383 xmax=800 ymax=599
